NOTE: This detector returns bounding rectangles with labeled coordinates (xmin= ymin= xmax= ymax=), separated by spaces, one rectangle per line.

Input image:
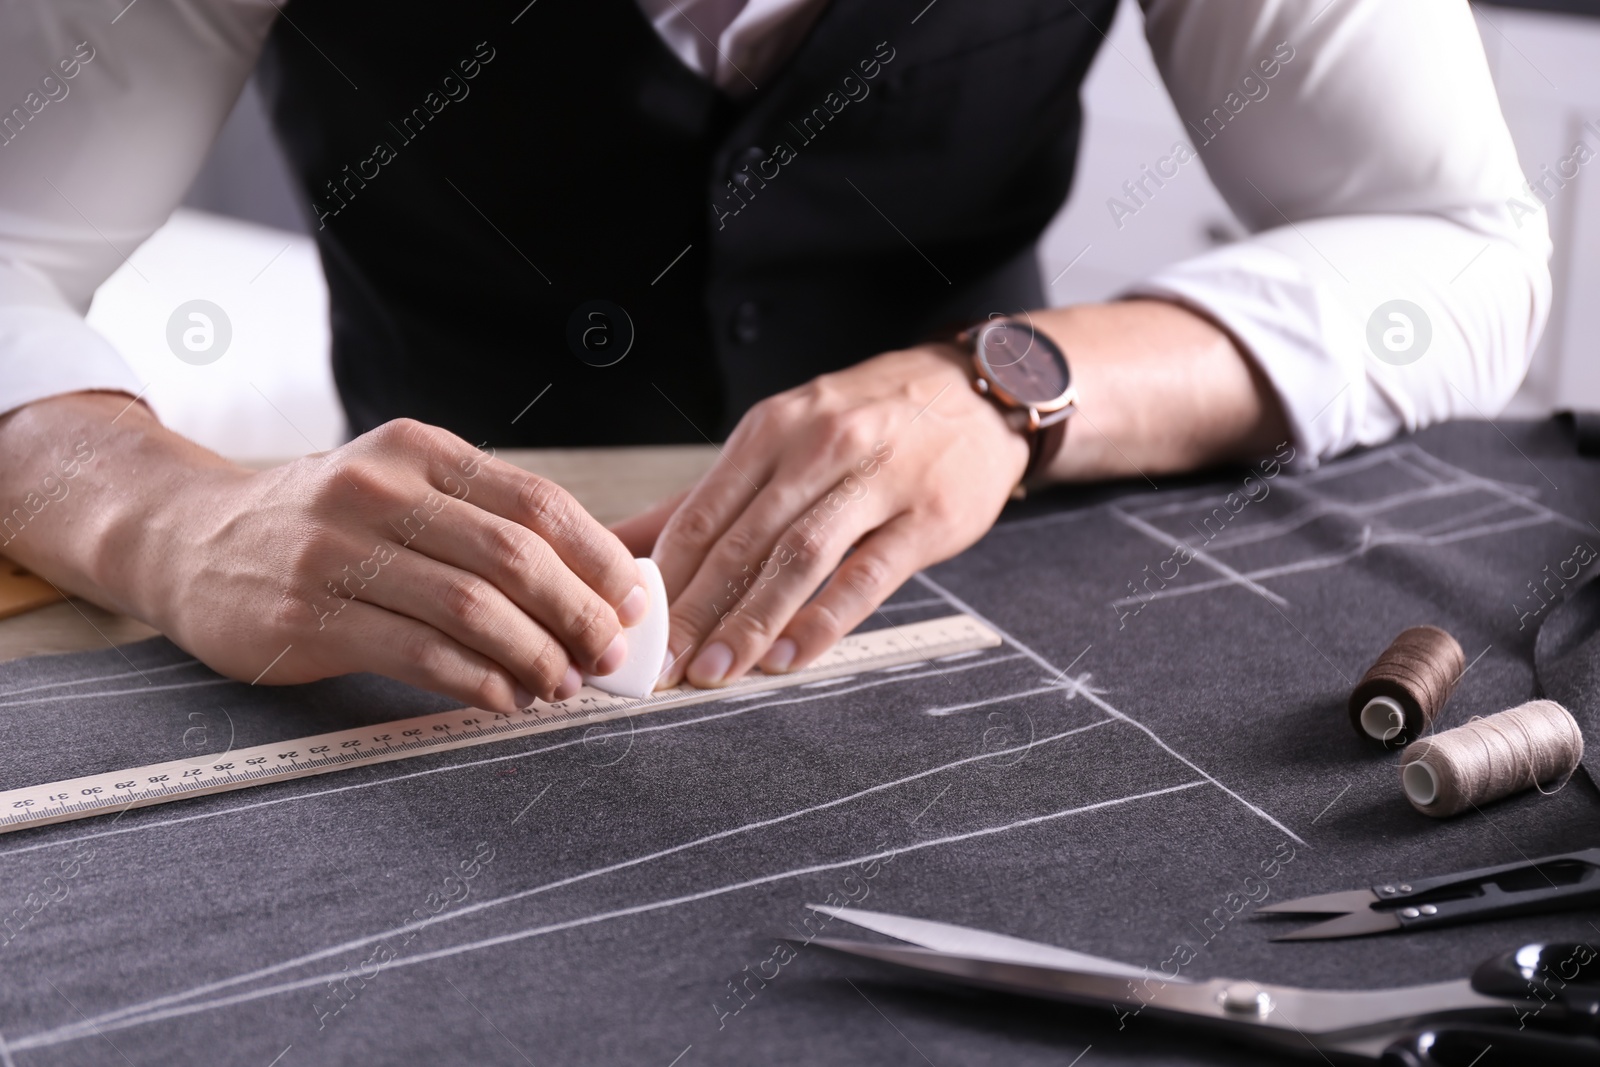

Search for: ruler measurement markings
xmin=0 ymin=615 xmax=1000 ymax=834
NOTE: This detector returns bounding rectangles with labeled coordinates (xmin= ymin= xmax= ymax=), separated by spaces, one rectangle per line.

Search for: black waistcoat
xmin=257 ymin=0 xmax=1115 ymax=445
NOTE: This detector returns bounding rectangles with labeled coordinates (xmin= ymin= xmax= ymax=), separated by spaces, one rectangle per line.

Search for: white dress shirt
xmin=0 ymin=0 xmax=1550 ymax=468
xmin=638 ymin=0 xmax=829 ymax=95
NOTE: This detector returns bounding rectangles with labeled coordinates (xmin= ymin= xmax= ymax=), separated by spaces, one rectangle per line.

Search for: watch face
xmin=976 ymin=320 xmax=1071 ymax=405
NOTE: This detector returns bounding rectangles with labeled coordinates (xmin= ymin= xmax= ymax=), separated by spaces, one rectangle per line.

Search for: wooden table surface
xmin=0 ymin=444 xmax=718 ymax=665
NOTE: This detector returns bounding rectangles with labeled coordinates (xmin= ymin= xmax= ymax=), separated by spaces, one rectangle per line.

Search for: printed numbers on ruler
xmin=0 ymin=614 xmax=1001 ymax=834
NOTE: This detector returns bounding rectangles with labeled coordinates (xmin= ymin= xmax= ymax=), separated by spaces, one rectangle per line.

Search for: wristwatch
xmin=953 ymin=317 xmax=1077 ymax=484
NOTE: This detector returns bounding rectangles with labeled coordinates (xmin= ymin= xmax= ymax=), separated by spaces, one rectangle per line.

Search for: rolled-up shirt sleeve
xmin=0 ymin=1 xmax=275 ymax=417
xmin=1130 ymin=0 xmax=1551 ymax=467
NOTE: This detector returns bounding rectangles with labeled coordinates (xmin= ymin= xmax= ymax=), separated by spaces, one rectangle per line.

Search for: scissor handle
xmin=1385 ymin=942 xmax=1600 ymax=1064
xmin=1373 ymin=847 xmax=1600 ymax=903
xmin=1470 ymin=942 xmax=1600 ymax=1020
xmin=1380 ymin=1026 xmax=1600 ymax=1066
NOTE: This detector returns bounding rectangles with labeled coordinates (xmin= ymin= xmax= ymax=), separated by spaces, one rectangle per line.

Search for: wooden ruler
xmin=0 ymin=614 xmax=1001 ymax=835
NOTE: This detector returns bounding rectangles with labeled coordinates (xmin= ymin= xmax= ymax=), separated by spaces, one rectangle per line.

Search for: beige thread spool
xmin=1348 ymin=625 xmax=1466 ymax=747
xmin=1399 ymin=699 xmax=1585 ymax=818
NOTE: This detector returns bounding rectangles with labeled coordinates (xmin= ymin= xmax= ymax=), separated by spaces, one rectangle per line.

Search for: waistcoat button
xmin=729 ymin=146 xmax=767 ymax=190
xmin=731 ymin=300 xmax=761 ymax=344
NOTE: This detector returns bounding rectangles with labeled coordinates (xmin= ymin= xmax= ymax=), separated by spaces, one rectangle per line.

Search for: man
xmin=0 ymin=1 xmax=1548 ymax=710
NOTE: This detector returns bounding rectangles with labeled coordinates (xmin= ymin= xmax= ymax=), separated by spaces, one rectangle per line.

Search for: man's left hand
xmin=631 ymin=345 xmax=1029 ymax=689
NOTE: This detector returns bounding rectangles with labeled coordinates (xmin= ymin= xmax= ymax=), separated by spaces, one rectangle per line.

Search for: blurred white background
xmin=85 ymin=0 xmax=1600 ymax=460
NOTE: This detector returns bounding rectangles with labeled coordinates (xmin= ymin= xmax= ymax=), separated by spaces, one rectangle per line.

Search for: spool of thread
xmin=1400 ymin=699 xmax=1584 ymax=818
xmin=1348 ymin=625 xmax=1465 ymax=747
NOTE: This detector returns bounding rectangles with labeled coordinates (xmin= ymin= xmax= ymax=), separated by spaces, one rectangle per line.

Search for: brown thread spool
xmin=1348 ymin=625 xmax=1465 ymax=747
xmin=1399 ymin=699 xmax=1584 ymax=818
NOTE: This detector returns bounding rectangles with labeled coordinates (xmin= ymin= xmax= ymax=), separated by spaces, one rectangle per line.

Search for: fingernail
xmin=554 ymin=666 xmax=583 ymax=701
xmin=594 ymin=632 xmax=628 ymax=676
xmin=512 ymin=684 xmax=535 ymax=709
xmin=687 ymin=642 xmax=733 ymax=687
xmin=761 ymin=638 xmax=797 ymax=674
xmin=618 ymin=584 xmax=649 ymax=627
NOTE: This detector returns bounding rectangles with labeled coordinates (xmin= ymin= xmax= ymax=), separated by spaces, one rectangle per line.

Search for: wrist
xmin=1026 ymin=299 xmax=1283 ymax=483
xmin=906 ymin=342 xmax=1031 ymax=484
xmin=17 ymin=397 xmax=245 ymax=627
xmin=104 ymin=439 xmax=246 ymax=631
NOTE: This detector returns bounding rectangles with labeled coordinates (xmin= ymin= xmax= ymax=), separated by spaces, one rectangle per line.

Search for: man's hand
xmin=648 ymin=346 xmax=1028 ymax=688
xmin=633 ymin=299 xmax=1288 ymax=689
xmin=0 ymin=396 xmax=647 ymax=712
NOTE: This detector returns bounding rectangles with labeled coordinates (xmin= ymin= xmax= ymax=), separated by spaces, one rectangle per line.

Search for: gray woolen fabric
xmin=0 ymin=420 xmax=1595 ymax=1066
xmin=1536 ymin=571 xmax=1600 ymax=784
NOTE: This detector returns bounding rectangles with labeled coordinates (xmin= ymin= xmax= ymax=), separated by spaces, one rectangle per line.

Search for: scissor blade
xmin=810 ymin=937 xmax=1508 ymax=1044
xmin=807 ymin=904 xmax=1162 ymax=981
xmin=1271 ymin=909 xmax=1403 ymax=941
xmin=1256 ymin=888 xmax=1379 ymax=914
xmin=809 ymin=937 xmax=1198 ymax=1007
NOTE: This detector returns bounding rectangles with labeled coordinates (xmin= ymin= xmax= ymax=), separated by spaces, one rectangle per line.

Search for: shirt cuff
xmin=0 ymin=306 xmax=144 ymax=418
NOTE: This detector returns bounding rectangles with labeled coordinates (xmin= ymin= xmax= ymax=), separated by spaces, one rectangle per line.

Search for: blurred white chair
xmin=86 ymin=208 xmax=341 ymax=461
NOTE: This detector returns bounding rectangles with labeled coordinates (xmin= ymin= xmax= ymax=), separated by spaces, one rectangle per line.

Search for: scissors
xmin=1257 ymin=847 xmax=1600 ymax=940
xmin=804 ymin=904 xmax=1600 ymax=1065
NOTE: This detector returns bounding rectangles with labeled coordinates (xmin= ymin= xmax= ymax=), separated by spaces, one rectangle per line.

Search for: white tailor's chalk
xmin=584 ymin=557 xmax=669 ymax=698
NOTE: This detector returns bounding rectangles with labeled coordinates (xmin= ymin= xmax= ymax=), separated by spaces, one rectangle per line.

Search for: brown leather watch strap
xmin=1025 ymin=417 xmax=1068 ymax=484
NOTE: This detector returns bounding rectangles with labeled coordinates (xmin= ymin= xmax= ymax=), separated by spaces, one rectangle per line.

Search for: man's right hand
xmin=0 ymin=394 xmax=647 ymax=712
